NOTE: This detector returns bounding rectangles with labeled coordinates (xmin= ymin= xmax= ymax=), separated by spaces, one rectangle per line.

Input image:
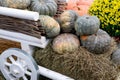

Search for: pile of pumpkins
xmin=0 ymin=0 xmax=112 ymax=54
xmin=52 ymin=10 xmax=112 ymax=54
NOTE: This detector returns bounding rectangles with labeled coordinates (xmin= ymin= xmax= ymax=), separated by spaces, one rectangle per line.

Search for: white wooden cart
xmin=0 ymin=7 xmax=74 ymax=80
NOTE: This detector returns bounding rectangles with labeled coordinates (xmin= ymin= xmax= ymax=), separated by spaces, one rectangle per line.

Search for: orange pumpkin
xmin=65 ymin=0 xmax=94 ymax=16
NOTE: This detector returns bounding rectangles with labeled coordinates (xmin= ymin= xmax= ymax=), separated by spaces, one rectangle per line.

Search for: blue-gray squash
xmin=75 ymin=15 xmax=100 ymax=36
xmin=30 ymin=0 xmax=57 ymax=16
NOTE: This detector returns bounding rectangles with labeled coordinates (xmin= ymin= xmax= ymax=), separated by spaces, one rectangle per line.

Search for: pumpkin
xmin=39 ymin=15 xmax=60 ymax=38
xmin=60 ymin=10 xmax=79 ymax=32
xmin=0 ymin=1 xmax=1 ymax=6
xmin=111 ymin=49 xmax=120 ymax=65
xmin=75 ymin=15 xmax=100 ymax=36
xmin=30 ymin=0 xmax=57 ymax=16
xmin=52 ymin=33 xmax=80 ymax=54
xmin=65 ymin=0 xmax=94 ymax=16
xmin=81 ymin=29 xmax=111 ymax=54
xmin=0 ymin=0 xmax=30 ymax=9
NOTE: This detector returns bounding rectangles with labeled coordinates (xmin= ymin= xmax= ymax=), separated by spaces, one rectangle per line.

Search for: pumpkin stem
xmin=81 ymin=36 xmax=88 ymax=40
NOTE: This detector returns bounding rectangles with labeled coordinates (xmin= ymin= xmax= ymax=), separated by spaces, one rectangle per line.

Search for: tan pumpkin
xmin=52 ymin=33 xmax=80 ymax=54
xmin=60 ymin=10 xmax=79 ymax=32
xmin=30 ymin=0 xmax=57 ymax=16
xmin=81 ymin=29 xmax=111 ymax=54
xmin=39 ymin=15 xmax=60 ymax=38
xmin=0 ymin=0 xmax=31 ymax=9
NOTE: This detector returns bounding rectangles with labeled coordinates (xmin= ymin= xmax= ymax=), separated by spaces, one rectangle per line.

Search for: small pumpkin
xmin=52 ymin=33 xmax=80 ymax=54
xmin=30 ymin=0 xmax=57 ymax=16
xmin=75 ymin=15 xmax=100 ymax=36
xmin=39 ymin=15 xmax=60 ymax=38
xmin=111 ymin=49 xmax=120 ymax=65
xmin=60 ymin=10 xmax=79 ymax=32
xmin=65 ymin=0 xmax=94 ymax=16
xmin=81 ymin=29 xmax=111 ymax=54
xmin=0 ymin=0 xmax=31 ymax=9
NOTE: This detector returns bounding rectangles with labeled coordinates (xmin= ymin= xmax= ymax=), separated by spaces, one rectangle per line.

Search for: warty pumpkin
xmin=60 ymin=10 xmax=79 ymax=32
xmin=81 ymin=29 xmax=111 ymax=54
xmin=0 ymin=0 xmax=31 ymax=9
xmin=52 ymin=33 xmax=80 ymax=54
xmin=39 ymin=15 xmax=60 ymax=38
xmin=75 ymin=15 xmax=100 ymax=36
xmin=30 ymin=0 xmax=57 ymax=16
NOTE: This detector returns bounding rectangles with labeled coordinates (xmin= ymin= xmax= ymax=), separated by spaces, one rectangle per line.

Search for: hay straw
xmin=0 ymin=72 xmax=5 ymax=80
xmin=33 ymin=43 xmax=118 ymax=80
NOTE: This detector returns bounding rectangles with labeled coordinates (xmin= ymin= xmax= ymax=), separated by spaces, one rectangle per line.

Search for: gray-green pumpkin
xmin=111 ymin=49 xmax=120 ymax=65
xmin=81 ymin=29 xmax=111 ymax=54
xmin=0 ymin=0 xmax=31 ymax=9
xmin=30 ymin=0 xmax=57 ymax=16
xmin=39 ymin=15 xmax=60 ymax=38
xmin=52 ymin=33 xmax=80 ymax=54
xmin=75 ymin=15 xmax=100 ymax=36
xmin=60 ymin=10 xmax=79 ymax=32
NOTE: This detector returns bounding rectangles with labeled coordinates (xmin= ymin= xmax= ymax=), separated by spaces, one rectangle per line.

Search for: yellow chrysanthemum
xmin=89 ymin=0 xmax=120 ymax=36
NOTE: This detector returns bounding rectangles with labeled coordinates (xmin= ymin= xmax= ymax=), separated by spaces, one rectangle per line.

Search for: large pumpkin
xmin=75 ymin=15 xmax=100 ymax=36
xmin=30 ymin=0 xmax=57 ymax=16
xmin=111 ymin=49 xmax=120 ymax=65
xmin=52 ymin=33 xmax=80 ymax=54
xmin=81 ymin=29 xmax=111 ymax=54
xmin=65 ymin=0 xmax=94 ymax=16
xmin=0 ymin=0 xmax=31 ymax=9
xmin=60 ymin=10 xmax=78 ymax=32
xmin=39 ymin=15 xmax=60 ymax=38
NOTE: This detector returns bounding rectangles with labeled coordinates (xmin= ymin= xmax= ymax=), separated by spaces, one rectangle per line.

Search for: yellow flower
xmin=89 ymin=0 xmax=120 ymax=36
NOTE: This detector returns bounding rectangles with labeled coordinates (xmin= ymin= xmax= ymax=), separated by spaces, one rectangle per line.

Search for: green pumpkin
xmin=81 ymin=29 xmax=111 ymax=54
xmin=52 ymin=33 xmax=80 ymax=54
xmin=39 ymin=15 xmax=60 ymax=38
xmin=0 ymin=0 xmax=31 ymax=9
xmin=75 ymin=15 xmax=100 ymax=36
xmin=60 ymin=10 xmax=79 ymax=32
xmin=111 ymin=49 xmax=120 ymax=65
xmin=30 ymin=0 xmax=57 ymax=16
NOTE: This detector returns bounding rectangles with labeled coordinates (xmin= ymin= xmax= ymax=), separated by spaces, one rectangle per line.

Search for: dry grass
xmin=33 ymin=41 xmax=118 ymax=80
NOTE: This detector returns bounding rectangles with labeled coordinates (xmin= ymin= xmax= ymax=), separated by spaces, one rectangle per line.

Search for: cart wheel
xmin=0 ymin=48 xmax=39 ymax=80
